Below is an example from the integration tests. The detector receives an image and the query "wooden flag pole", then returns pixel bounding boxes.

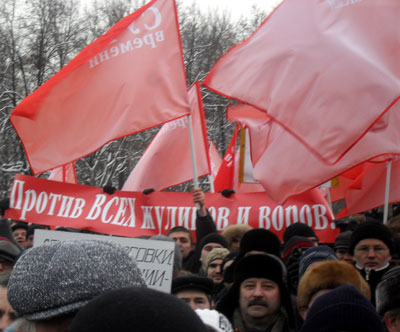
[187,115,201,210]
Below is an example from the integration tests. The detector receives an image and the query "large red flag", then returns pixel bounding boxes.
[48,163,77,184]
[204,0,400,164]
[11,0,190,174]
[227,102,400,203]
[214,125,239,192]
[122,82,210,191]
[336,159,400,218]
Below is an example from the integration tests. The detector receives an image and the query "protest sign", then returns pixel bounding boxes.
[33,229,175,293]
[6,174,337,242]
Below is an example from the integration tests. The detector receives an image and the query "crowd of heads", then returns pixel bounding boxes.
[0,192,398,332]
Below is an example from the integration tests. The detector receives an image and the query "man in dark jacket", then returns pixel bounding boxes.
[217,254,296,332]
[350,220,395,305]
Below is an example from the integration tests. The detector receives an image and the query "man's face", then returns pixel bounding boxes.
[354,239,391,270]
[12,228,27,248]
[0,258,13,275]
[207,258,224,284]
[168,231,193,259]
[200,243,224,262]
[335,248,354,264]
[239,278,281,321]
[0,286,17,331]
[176,289,211,310]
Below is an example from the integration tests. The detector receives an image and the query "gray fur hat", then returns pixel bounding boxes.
[7,240,146,321]
[376,266,400,317]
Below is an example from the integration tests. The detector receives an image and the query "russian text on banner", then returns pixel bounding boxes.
[6,174,337,242]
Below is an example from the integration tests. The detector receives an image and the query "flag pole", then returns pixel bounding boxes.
[187,114,199,188]
[208,175,215,193]
[383,159,392,225]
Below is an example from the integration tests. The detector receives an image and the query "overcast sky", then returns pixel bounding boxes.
[188,0,283,20]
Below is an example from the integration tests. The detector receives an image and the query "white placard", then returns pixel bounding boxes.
[33,229,175,293]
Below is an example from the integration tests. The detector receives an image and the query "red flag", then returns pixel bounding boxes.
[11,0,190,174]
[48,163,77,184]
[214,125,239,192]
[337,158,400,218]
[204,0,400,164]
[209,140,222,179]
[227,102,400,203]
[122,82,210,191]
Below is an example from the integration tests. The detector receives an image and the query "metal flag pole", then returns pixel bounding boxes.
[383,159,392,224]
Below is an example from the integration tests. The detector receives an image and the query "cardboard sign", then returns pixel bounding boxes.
[33,229,175,293]
[6,174,338,242]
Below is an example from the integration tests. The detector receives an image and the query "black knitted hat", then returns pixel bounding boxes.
[300,285,384,332]
[69,287,208,332]
[350,221,393,254]
[283,223,317,244]
[334,230,352,250]
[198,233,228,252]
[171,275,214,295]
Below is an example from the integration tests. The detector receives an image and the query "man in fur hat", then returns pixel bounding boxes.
[350,220,395,305]
[217,254,296,332]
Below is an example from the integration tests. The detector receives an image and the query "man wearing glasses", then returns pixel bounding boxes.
[350,220,395,305]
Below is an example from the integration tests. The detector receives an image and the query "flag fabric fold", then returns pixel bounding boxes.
[214,125,239,192]
[337,158,400,218]
[122,81,210,192]
[11,0,190,174]
[226,102,400,203]
[204,0,400,165]
[48,163,77,184]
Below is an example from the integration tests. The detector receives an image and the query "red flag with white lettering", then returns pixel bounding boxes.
[204,0,400,164]
[48,163,77,184]
[122,82,210,191]
[11,0,190,175]
[214,125,239,192]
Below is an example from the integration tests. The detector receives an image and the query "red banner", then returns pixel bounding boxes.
[5,175,338,242]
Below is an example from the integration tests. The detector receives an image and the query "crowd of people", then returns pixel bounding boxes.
[0,190,399,332]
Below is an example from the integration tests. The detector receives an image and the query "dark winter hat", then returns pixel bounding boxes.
[172,275,214,296]
[300,285,384,332]
[350,221,394,254]
[376,266,400,317]
[282,235,314,261]
[333,230,352,250]
[217,254,295,329]
[198,233,228,252]
[239,229,282,257]
[223,229,282,283]
[7,240,146,321]
[283,223,317,244]
[0,219,22,262]
[11,221,28,233]
[298,245,337,279]
[70,287,208,332]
